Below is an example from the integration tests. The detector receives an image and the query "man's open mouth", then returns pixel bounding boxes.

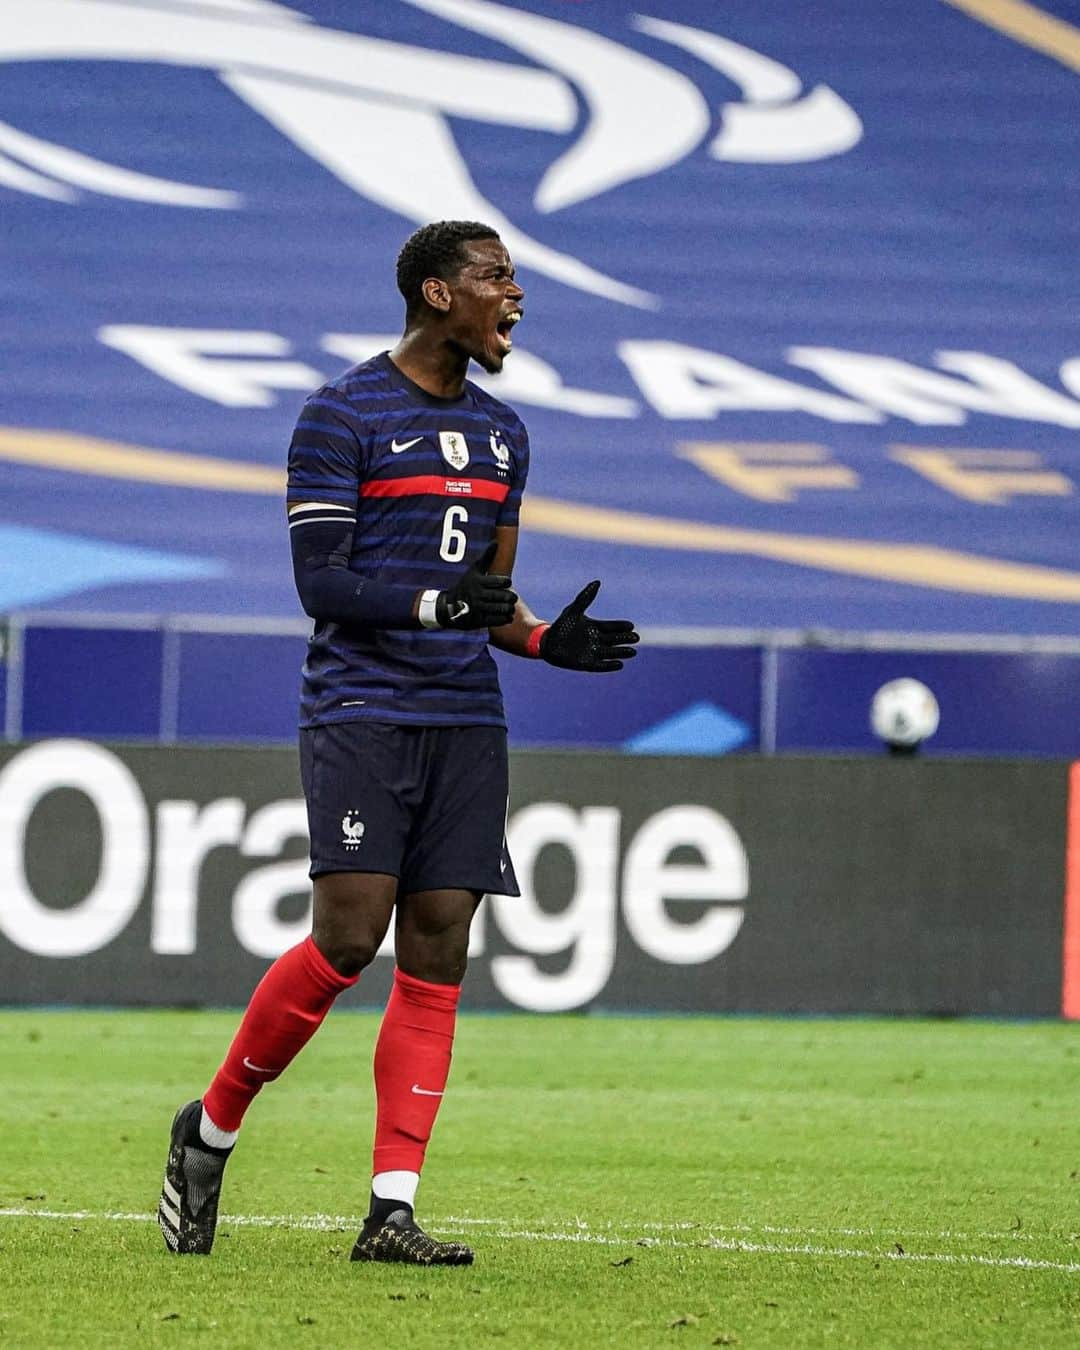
[495,309,522,354]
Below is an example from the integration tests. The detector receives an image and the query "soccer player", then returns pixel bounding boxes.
[158,220,639,1266]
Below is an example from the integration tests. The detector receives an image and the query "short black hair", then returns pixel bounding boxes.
[396,220,501,317]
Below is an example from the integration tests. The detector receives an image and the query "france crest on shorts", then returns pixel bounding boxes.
[341,811,365,850]
[439,431,469,470]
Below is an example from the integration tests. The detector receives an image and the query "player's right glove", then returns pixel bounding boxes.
[427,541,517,630]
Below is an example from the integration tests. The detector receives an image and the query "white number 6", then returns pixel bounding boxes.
[439,504,469,562]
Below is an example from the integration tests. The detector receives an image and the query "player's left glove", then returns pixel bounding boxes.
[537,580,639,672]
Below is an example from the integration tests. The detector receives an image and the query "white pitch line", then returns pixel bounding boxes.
[441,1215,1048,1245]
[1,1208,1077,1274]
[694,1236,1080,1274]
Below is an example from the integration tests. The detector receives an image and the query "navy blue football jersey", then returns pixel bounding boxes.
[286,352,529,728]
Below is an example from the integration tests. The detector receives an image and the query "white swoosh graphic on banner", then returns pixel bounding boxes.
[1,1,571,127]
[0,0,650,304]
[223,73,655,308]
[404,0,711,212]
[0,1,863,302]
[0,116,238,208]
[634,16,863,163]
[0,149,74,202]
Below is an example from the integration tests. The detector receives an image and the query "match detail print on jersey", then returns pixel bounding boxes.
[360,476,510,502]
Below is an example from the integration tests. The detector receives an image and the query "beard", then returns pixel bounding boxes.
[471,348,504,375]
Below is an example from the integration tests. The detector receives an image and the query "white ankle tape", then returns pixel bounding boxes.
[199,1106,239,1150]
[372,1170,420,1207]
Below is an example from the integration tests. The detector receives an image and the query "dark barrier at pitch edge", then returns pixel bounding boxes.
[0,741,1072,1017]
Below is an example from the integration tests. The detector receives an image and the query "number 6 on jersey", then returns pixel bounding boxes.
[440,504,469,562]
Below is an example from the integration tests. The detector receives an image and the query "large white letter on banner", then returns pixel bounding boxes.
[0,740,148,957]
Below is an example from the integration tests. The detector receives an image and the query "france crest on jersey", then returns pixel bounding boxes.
[286,352,530,728]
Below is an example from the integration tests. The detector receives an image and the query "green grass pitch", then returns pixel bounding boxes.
[0,1009,1077,1348]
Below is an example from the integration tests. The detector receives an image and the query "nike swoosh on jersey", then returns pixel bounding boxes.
[390,436,423,453]
[410,1084,444,1097]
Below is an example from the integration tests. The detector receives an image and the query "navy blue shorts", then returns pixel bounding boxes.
[299,721,520,896]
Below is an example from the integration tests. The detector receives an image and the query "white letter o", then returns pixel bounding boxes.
[0,740,148,957]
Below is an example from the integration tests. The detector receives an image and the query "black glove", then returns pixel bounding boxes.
[437,541,517,629]
[539,580,639,672]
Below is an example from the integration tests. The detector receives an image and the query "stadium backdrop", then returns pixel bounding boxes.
[1,1,1079,1018]
[1,0,1078,650]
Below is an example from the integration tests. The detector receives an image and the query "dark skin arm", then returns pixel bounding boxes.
[485,524,547,656]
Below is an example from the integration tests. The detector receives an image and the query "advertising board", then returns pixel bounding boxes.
[0,742,1069,1016]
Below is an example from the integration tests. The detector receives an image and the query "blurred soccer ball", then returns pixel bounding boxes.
[869,678,940,748]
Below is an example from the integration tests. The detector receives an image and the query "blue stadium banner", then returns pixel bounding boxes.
[0,621,8,736]
[1,1,1079,636]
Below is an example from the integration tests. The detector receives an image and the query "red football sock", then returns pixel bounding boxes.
[202,935,357,1132]
[372,968,461,1176]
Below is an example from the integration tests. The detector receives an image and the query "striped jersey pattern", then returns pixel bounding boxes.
[287,352,529,728]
